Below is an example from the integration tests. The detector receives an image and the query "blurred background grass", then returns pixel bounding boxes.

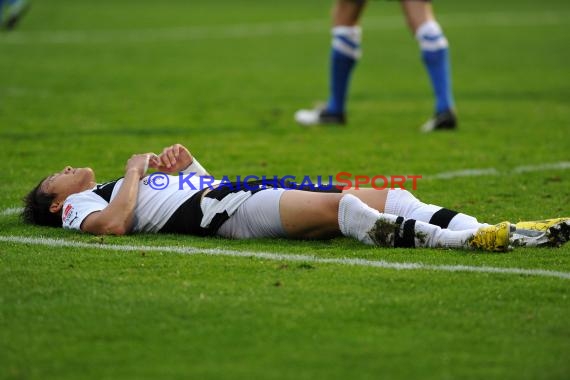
[1,1,570,379]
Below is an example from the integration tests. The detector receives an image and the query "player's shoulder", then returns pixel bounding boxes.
[64,186,104,204]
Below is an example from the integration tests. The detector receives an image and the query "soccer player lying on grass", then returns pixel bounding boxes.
[22,143,569,252]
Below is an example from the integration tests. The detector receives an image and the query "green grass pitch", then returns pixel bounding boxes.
[1,0,569,379]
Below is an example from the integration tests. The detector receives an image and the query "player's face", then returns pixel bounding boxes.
[41,166,96,199]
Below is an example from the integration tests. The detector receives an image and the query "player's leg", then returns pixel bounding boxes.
[346,187,570,248]
[278,190,344,239]
[346,188,484,230]
[0,0,5,23]
[401,0,456,132]
[295,0,366,126]
[279,190,510,251]
[216,186,563,250]
[2,0,30,30]
[326,0,366,118]
[358,189,482,231]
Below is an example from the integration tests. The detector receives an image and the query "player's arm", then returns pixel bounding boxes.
[81,153,156,236]
[154,143,210,176]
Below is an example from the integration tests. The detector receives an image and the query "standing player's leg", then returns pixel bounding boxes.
[401,0,457,132]
[1,0,30,30]
[0,0,5,24]
[295,0,367,126]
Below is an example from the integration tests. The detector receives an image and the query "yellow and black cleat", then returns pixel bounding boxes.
[469,221,512,252]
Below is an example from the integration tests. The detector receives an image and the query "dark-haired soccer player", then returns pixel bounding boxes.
[22,144,569,251]
[295,0,456,131]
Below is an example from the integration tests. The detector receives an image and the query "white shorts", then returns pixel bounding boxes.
[217,188,287,239]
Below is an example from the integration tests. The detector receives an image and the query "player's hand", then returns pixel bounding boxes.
[125,153,159,179]
[153,144,193,173]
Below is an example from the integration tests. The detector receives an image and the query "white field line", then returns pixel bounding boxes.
[306,161,569,182]
[0,87,52,99]
[513,161,570,174]
[423,161,570,180]
[0,11,568,45]
[0,207,23,216]
[1,235,569,280]
[422,168,500,180]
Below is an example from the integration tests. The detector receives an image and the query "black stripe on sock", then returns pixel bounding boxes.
[395,216,404,231]
[401,219,417,248]
[394,216,405,247]
[429,208,458,229]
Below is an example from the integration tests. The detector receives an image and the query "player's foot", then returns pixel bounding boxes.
[511,218,570,247]
[294,106,345,127]
[468,222,512,252]
[2,0,30,30]
[420,109,457,132]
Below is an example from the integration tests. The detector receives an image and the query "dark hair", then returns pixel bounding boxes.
[21,177,62,227]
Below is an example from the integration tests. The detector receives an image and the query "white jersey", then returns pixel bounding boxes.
[62,174,211,233]
[59,159,340,236]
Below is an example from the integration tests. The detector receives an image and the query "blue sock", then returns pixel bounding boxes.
[422,47,454,114]
[327,50,357,114]
[416,21,455,114]
[1,0,23,20]
[326,26,362,115]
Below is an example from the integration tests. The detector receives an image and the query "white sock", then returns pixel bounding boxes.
[372,216,474,249]
[332,26,362,60]
[415,20,448,51]
[413,222,476,249]
[338,194,382,245]
[385,189,483,231]
[339,194,475,248]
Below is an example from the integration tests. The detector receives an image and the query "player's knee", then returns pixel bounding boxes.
[324,194,343,220]
[415,20,448,51]
[302,194,343,239]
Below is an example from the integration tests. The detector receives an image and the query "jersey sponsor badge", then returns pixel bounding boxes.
[62,204,77,224]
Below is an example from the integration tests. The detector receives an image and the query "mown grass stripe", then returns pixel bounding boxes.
[1,235,569,280]
[0,11,567,45]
